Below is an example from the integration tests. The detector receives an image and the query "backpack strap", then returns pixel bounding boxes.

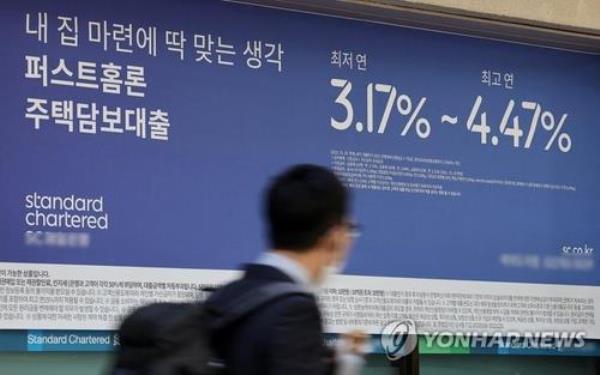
[209,282,311,331]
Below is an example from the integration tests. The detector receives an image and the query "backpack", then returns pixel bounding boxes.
[111,282,309,375]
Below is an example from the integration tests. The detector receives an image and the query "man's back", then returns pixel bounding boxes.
[205,264,331,375]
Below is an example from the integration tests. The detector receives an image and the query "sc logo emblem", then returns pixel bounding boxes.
[380,319,417,361]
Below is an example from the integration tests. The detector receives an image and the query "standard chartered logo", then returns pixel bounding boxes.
[25,192,109,230]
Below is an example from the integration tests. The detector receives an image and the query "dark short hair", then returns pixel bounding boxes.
[264,164,349,251]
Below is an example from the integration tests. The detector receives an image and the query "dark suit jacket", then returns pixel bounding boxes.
[205,264,333,375]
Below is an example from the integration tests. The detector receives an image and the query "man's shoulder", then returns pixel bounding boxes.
[205,264,322,352]
[205,264,317,317]
[212,280,321,345]
[206,266,326,375]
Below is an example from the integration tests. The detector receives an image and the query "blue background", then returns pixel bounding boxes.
[1,0,599,286]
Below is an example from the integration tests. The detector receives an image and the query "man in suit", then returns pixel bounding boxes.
[205,164,362,375]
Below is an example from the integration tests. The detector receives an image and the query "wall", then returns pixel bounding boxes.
[1,1,598,374]
[373,0,600,34]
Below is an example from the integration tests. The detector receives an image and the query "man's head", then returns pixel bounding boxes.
[264,164,356,285]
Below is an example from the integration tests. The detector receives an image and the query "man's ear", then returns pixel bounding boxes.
[318,226,338,254]
[327,224,345,252]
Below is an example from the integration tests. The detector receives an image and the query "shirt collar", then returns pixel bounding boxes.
[255,251,312,290]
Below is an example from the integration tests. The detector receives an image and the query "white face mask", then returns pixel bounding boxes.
[314,228,352,288]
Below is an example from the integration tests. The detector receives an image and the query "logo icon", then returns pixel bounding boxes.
[380,319,418,361]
